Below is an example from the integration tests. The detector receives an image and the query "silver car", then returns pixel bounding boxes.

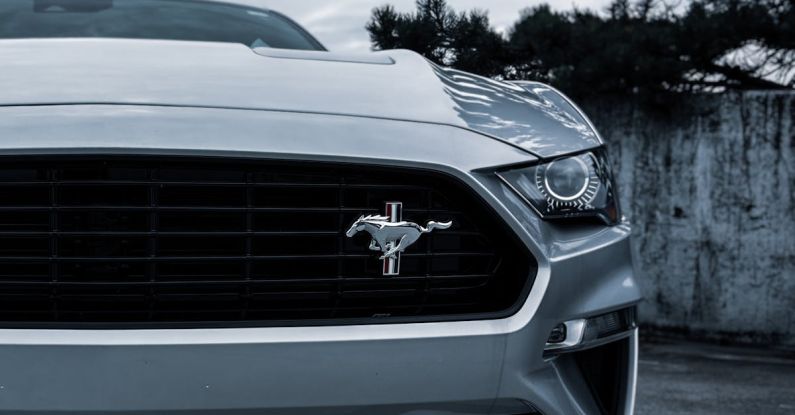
[0,1,642,414]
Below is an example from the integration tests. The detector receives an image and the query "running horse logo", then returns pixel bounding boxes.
[346,202,452,276]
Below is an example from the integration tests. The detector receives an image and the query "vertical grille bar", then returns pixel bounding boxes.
[332,177,345,319]
[243,171,254,320]
[147,168,159,321]
[49,167,60,321]
[418,188,434,315]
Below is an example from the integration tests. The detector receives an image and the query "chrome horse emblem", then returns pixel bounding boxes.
[346,202,452,276]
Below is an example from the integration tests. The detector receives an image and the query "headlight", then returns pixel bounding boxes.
[497,150,620,225]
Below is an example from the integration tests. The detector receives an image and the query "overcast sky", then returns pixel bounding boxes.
[234,1,613,52]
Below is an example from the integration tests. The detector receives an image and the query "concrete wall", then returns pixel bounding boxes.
[584,91,795,346]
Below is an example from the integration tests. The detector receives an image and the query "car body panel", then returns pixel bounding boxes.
[0,38,600,158]
[0,337,503,414]
[0,104,534,171]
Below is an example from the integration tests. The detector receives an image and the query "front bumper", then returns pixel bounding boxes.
[0,332,637,415]
[0,105,642,414]
[0,227,638,415]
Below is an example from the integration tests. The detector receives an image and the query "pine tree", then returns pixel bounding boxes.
[366,0,795,98]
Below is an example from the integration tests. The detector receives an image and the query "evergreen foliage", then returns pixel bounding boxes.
[367,0,795,98]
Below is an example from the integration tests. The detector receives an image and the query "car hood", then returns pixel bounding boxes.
[0,38,600,158]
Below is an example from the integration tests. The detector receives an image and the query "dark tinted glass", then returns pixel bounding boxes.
[0,0,324,50]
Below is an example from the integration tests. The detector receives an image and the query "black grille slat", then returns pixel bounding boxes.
[0,231,346,236]
[0,157,534,328]
[0,274,493,287]
[0,252,496,262]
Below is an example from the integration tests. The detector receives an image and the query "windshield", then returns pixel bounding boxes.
[0,0,325,50]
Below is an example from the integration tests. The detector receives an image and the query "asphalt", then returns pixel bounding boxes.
[635,339,795,415]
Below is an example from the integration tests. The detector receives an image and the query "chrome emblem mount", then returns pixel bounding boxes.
[346,202,453,276]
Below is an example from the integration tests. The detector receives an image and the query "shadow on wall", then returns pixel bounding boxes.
[585,91,795,347]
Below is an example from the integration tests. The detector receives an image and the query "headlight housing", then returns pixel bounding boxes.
[497,149,620,225]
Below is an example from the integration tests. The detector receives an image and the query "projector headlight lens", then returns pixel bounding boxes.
[541,156,592,202]
[498,150,620,224]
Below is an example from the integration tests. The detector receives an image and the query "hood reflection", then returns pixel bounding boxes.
[431,64,601,158]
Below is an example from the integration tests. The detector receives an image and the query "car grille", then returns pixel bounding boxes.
[0,157,535,327]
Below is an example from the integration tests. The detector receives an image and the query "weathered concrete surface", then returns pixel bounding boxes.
[585,92,795,346]
[636,339,795,414]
